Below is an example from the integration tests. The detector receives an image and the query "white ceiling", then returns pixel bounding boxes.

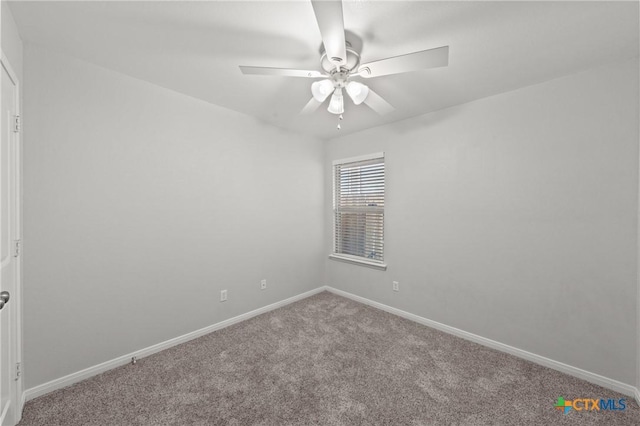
[9,0,640,140]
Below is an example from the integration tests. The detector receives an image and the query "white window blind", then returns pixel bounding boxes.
[333,154,385,263]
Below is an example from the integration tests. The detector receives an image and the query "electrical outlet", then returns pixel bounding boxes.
[220,289,228,302]
[392,281,399,292]
[260,279,267,290]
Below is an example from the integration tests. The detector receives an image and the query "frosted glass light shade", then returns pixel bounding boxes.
[311,79,335,102]
[346,81,370,105]
[327,88,344,114]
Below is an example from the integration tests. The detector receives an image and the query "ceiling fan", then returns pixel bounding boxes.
[239,0,449,119]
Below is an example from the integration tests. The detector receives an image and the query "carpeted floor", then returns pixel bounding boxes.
[19,291,639,425]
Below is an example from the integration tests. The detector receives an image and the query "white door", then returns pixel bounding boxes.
[0,55,21,426]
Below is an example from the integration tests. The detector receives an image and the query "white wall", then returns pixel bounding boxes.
[23,44,324,389]
[324,59,639,385]
[1,2,23,83]
[18,36,640,394]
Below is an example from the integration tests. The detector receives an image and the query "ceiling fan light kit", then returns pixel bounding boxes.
[346,81,369,106]
[327,87,345,115]
[239,0,449,125]
[311,79,335,102]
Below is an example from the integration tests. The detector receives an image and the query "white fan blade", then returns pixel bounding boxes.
[364,89,395,115]
[300,97,323,115]
[310,0,346,68]
[239,66,324,78]
[358,46,449,78]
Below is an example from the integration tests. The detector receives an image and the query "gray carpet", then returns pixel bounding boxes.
[19,291,639,425]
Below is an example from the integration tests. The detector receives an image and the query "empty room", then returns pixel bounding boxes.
[0,0,639,424]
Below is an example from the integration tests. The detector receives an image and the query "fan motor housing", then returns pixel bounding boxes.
[320,41,360,75]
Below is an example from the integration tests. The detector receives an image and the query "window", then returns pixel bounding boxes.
[331,153,386,269]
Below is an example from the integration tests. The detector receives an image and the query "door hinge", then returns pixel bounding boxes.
[13,115,20,133]
[14,240,21,257]
[15,362,21,381]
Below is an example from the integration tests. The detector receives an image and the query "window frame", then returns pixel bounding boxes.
[330,152,387,271]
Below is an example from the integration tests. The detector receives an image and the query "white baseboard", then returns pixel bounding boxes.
[0,400,9,424]
[18,391,25,423]
[23,287,326,402]
[325,286,639,398]
[21,285,640,405]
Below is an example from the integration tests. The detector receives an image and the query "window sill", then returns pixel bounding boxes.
[328,254,387,271]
